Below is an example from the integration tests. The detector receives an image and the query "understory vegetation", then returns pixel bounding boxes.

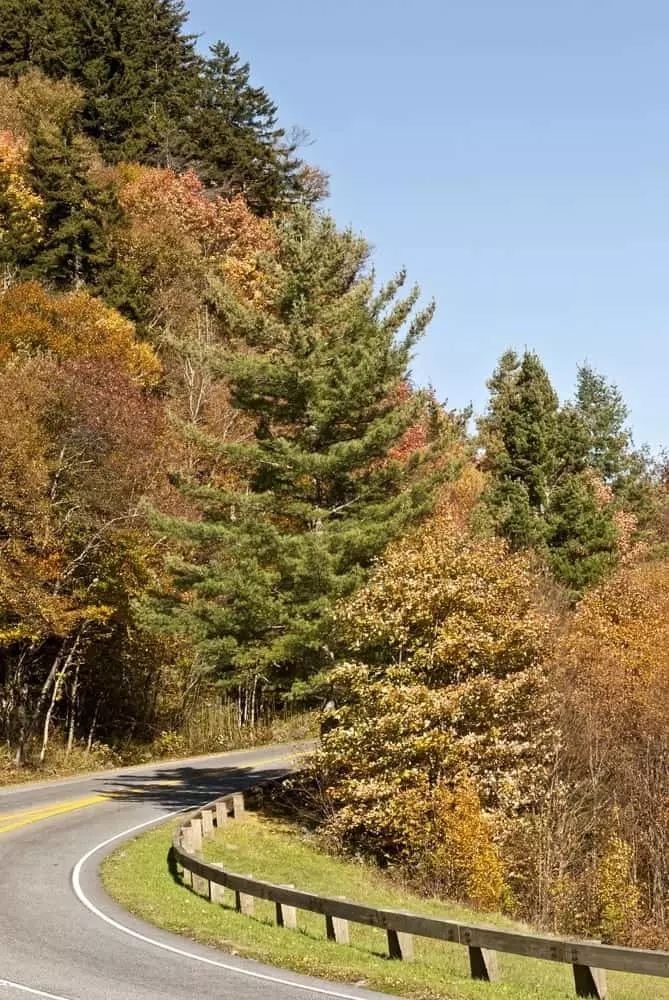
[1,0,668,949]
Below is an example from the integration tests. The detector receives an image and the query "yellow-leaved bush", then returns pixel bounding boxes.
[309,506,557,912]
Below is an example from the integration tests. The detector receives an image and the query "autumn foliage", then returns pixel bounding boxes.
[0,130,43,265]
[0,18,666,959]
[310,508,556,910]
[0,281,160,384]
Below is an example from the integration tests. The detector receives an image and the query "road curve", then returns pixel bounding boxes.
[0,744,392,1000]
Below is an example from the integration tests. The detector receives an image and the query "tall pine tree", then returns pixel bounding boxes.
[478,350,559,548]
[150,209,454,699]
[183,42,303,213]
[574,364,651,509]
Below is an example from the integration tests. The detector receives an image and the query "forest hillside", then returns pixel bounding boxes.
[0,0,667,947]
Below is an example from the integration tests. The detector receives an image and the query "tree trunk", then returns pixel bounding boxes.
[86,696,101,753]
[65,658,81,755]
[39,633,82,765]
[23,629,83,764]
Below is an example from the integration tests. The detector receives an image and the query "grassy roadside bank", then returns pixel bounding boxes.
[102,809,669,1000]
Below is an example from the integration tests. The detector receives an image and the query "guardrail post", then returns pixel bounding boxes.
[190,817,203,853]
[573,964,607,999]
[468,946,499,982]
[209,865,226,904]
[325,914,349,945]
[235,891,254,915]
[236,877,255,916]
[215,799,229,827]
[232,793,245,819]
[275,885,297,929]
[180,828,193,886]
[192,874,209,897]
[201,808,214,839]
[387,929,414,961]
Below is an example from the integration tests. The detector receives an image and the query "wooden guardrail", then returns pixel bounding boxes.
[171,791,669,1000]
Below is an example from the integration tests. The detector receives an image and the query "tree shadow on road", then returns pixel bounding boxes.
[92,761,294,813]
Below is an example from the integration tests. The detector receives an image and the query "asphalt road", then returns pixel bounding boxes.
[0,744,393,1000]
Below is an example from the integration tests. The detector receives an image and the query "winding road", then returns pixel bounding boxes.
[0,744,391,1000]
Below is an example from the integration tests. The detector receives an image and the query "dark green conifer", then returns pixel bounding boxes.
[544,474,620,594]
[22,96,121,289]
[479,351,559,548]
[183,42,302,213]
[0,0,312,212]
[479,350,629,594]
[152,210,453,695]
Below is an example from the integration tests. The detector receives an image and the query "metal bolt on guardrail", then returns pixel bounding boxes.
[171,791,669,1000]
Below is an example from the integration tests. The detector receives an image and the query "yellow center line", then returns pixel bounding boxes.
[0,794,110,834]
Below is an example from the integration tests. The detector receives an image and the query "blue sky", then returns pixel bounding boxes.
[186,1,669,452]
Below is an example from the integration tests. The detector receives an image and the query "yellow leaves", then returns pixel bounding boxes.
[0,70,84,141]
[0,130,43,257]
[426,780,507,911]
[311,491,561,912]
[338,507,553,684]
[595,834,640,943]
[0,282,160,386]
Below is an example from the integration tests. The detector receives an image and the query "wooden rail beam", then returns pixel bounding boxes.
[171,791,669,996]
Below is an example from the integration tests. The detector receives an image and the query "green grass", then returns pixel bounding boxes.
[102,811,669,1000]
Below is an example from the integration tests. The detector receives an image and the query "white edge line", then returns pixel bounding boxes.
[71,811,377,1000]
[0,979,74,1000]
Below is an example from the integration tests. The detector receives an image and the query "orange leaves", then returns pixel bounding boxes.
[564,559,669,726]
[0,282,160,385]
[552,559,669,938]
[119,166,228,258]
[117,165,277,327]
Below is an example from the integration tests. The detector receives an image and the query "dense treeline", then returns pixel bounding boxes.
[1,0,667,947]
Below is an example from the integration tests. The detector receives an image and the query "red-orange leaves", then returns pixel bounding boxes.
[117,166,277,323]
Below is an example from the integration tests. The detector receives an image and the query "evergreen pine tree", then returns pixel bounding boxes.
[0,0,312,212]
[479,350,559,548]
[152,209,453,696]
[574,364,650,502]
[20,86,121,289]
[479,350,628,594]
[0,0,199,165]
[544,473,620,595]
[183,42,302,213]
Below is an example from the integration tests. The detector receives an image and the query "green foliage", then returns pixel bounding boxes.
[0,1,316,213]
[150,208,455,696]
[0,0,199,164]
[480,350,559,514]
[0,71,124,290]
[544,472,620,592]
[479,350,649,595]
[182,41,306,214]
